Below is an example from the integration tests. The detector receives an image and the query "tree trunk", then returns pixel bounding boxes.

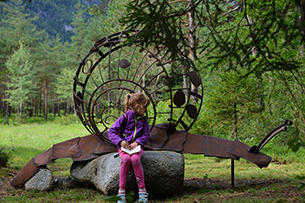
[1,96,4,116]
[58,100,60,116]
[234,102,238,140]
[6,75,10,124]
[298,0,305,54]
[52,100,55,116]
[5,94,9,125]
[45,81,48,119]
[44,58,48,120]
[66,100,70,114]
[19,101,22,118]
[188,0,196,61]
[188,0,198,101]
[19,81,22,118]
[39,97,42,116]
[34,97,36,116]
[256,73,265,110]
[182,65,187,95]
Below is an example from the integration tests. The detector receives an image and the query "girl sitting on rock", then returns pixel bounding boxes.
[108,92,150,203]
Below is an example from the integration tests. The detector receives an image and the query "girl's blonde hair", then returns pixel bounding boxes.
[124,92,150,112]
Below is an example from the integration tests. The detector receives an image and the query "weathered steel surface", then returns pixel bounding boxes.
[10,158,39,188]
[10,30,292,188]
[51,138,81,160]
[227,140,271,168]
[248,120,293,154]
[202,136,239,160]
[182,134,206,154]
[10,123,280,187]
[34,149,55,166]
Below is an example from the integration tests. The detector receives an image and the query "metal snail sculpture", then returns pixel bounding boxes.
[10,30,293,188]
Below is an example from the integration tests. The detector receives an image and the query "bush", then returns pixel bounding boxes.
[0,147,11,167]
[54,114,80,125]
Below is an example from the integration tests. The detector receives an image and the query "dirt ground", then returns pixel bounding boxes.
[0,169,18,199]
[1,169,304,202]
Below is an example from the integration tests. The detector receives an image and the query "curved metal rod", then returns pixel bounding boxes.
[249,120,293,154]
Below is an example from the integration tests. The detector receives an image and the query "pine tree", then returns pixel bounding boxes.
[203,70,263,140]
[34,36,57,119]
[5,42,36,119]
[55,68,75,115]
[68,0,91,69]
[49,35,65,116]
[1,0,42,56]
[0,0,43,121]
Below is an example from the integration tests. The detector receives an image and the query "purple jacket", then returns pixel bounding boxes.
[108,110,150,149]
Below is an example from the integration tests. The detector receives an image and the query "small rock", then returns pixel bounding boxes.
[24,168,53,191]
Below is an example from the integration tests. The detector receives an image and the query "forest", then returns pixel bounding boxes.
[0,0,104,120]
[0,0,305,149]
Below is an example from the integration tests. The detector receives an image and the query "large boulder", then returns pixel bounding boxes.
[70,151,184,199]
[24,168,53,191]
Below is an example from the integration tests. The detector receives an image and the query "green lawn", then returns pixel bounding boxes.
[1,120,305,202]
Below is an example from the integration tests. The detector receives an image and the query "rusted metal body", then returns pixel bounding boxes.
[10,30,292,188]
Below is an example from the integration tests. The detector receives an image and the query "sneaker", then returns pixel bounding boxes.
[117,193,126,203]
[137,192,149,203]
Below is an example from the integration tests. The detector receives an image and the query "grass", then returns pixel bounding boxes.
[1,117,305,202]
[184,154,305,180]
[0,119,88,170]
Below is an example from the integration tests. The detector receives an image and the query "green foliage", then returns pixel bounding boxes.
[296,175,305,192]
[69,0,91,63]
[0,146,11,167]
[147,100,171,125]
[116,0,305,146]
[120,0,189,60]
[121,0,305,74]
[54,114,80,125]
[95,0,128,35]
[204,71,262,137]
[192,69,263,139]
[55,68,75,108]
[0,113,58,125]
[288,138,303,153]
[5,42,37,118]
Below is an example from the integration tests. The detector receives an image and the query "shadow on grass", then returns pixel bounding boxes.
[184,178,285,192]
[8,146,48,169]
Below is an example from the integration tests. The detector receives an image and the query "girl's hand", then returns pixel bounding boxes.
[129,142,138,150]
[120,140,129,149]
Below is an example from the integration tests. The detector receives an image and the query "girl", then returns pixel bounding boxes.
[108,92,150,203]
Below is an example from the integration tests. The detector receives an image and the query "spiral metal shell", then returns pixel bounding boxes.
[73,30,203,143]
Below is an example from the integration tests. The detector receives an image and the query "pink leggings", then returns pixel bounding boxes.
[118,148,145,189]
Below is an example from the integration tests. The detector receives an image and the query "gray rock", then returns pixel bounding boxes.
[70,151,184,198]
[24,168,53,191]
